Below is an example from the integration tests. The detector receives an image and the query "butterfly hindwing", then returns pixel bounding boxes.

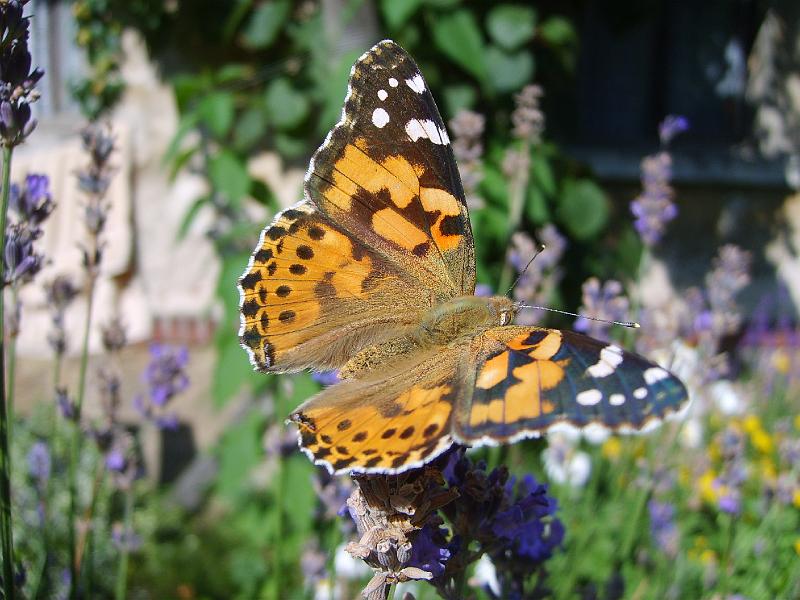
[290,349,465,474]
[456,326,689,443]
[305,40,475,298]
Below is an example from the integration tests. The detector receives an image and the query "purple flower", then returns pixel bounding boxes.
[134,343,188,429]
[648,500,678,557]
[658,115,690,145]
[56,388,77,421]
[574,277,630,342]
[311,370,339,386]
[144,344,189,406]
[105,449,126,472]
[491,475,564,563]
[27,441,51,485]
[630,152,678,246]
[10,174,54,226]
[408,522,452,578]
[4,222,42,285]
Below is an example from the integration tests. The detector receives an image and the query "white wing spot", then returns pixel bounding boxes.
[644,367,670,385]
[609,393,625,406]
[576,389,602,406]
[372,107,390,128]
[586,345,624,378]
[404,119,446,144]
[406,73,425,93]
[388,77,399,87]
[633,387,648,399]
[378,89,388,101]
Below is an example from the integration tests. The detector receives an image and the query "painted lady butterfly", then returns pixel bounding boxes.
[238,40,689,474]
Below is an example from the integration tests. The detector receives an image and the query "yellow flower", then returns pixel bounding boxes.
[678,465,690,486]
[602,437,622,461]
[699,470,717,503]
[772,349,791,375]
[759,458,777,483]
[751,428,774,454]
[700,549,717,565]
[708,439,721,462]
[743,415,761,434]
[793,490,800,510]
[794,415,800,431]
[795,539,800,556]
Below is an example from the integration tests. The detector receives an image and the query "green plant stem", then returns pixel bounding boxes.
[0,145,15,600]
[498,140,531,294]
[6,288,17,438]
[115,488,134,600]
[68,272,97,600]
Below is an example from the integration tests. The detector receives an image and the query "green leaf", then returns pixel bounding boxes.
[164,112,199,167]
[485,46,534,92]
[209,150,250,207]
[526,185,549,224]
[177,195,208,241]
[479,164,508,207]
[431,10,487,84]
[317,50,362,135]
[198,92,235,138]
[167,144,199,181]
[213,332,262,407]
[557,178,609,240]
[273,132,308,160]
[531,155,556,196]
[241,0,290,48]
[216,411,264,500]
[249,178,277,208]
[233,106,267,151]
[486,5,537,50]
[443,84,477,117]
[380,0,423,28]
[264,78,310,130]
[424,0,461,7]
[538,16,577,47]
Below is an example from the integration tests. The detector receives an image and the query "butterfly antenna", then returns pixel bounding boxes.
[516,303,640,329]
[506,243,546,295]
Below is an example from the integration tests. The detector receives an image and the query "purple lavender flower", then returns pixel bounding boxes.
[408,521,452,578]
[27,441,51,486]
[658,115,690,145]
[509,226,567,325]
[0,0,44,147]
[105,448,126,472]
[491,475,564,563]
[574,277,630,342]
[630,152,678,246]
[144,344,189,406]
[134,343,188,429]
[311,370,339,387]
[56,387,77,421]
[648,499,678,557]
[3,222,42,285]
[10,174,54,226]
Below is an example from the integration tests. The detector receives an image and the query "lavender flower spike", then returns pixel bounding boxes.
[659,115,690,145]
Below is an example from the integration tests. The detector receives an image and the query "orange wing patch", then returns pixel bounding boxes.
[290,353,462,474]
[239,202,396,372]
[457,328,570,442]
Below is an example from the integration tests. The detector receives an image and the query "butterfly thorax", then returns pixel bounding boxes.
[417,295,516,345]
[339,295,515,380]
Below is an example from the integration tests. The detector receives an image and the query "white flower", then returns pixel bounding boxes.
[680,416,704,449]
[543,443,592,487]
[468,554,501,597]
[710,380,745,415]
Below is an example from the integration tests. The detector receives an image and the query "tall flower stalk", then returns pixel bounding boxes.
[67,123,115,598]
[0,2,44,596]
[498,84,545,293]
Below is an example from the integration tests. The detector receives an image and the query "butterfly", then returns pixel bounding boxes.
[238,40,689,475]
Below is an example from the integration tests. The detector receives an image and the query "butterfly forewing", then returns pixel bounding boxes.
[305,40,475,298]
[455,326,689,444]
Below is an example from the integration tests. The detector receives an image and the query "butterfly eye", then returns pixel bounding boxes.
[500,311,511,326]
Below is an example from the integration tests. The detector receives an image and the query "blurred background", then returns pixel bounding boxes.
[9,0,800,598]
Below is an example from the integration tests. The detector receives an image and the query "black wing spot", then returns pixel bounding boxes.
[267,262,278,276]
[259,312,269,330]
[296,245,315,260]
[254,248,273,263]
[412,242,429,257]
[289,264,307,276]
[308,226,326,240]
[239,271,261,290]
[423,423,438,438]
[267,227,286,241]
[352,431,368,442]
[241,299,259,318]
[276,285,291,297]
[337,419,352,431]
[399,426,415,439]
[381,428,397,439]
[278,310,296,323]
